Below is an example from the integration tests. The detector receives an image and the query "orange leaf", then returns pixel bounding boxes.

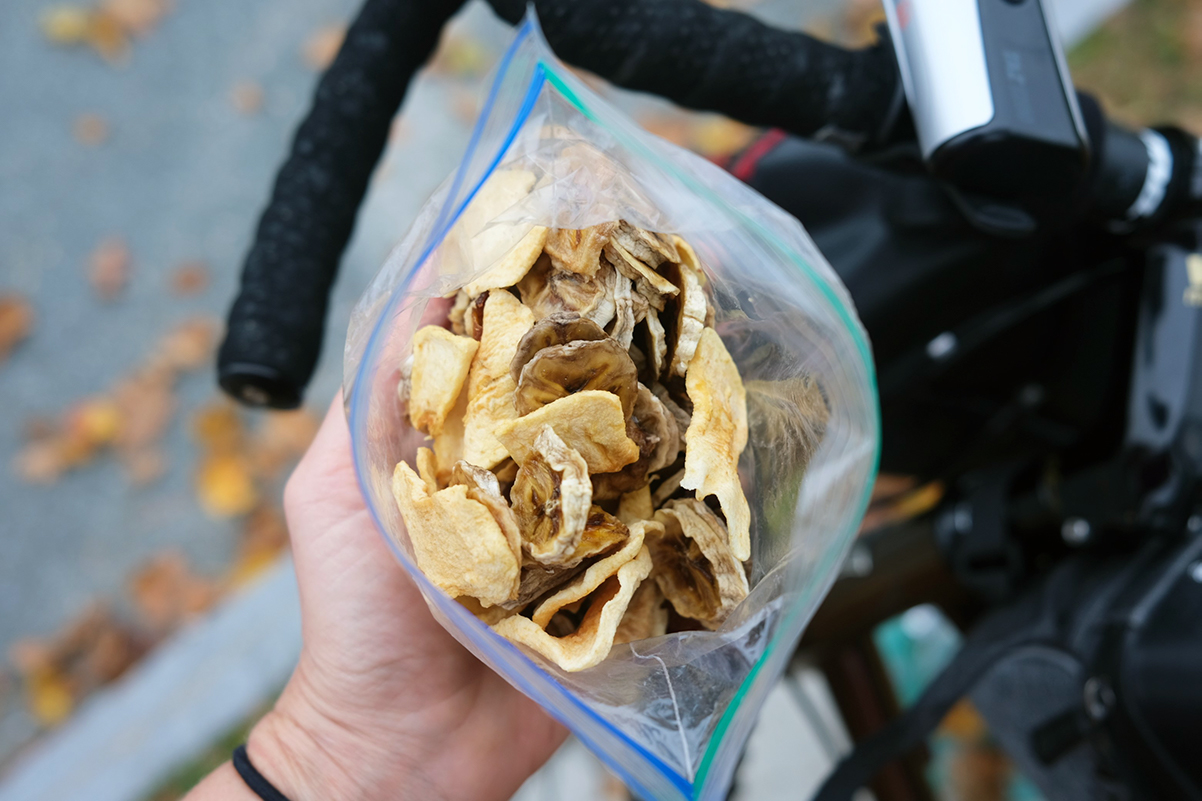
[73,113,109,146]
[197,453,259,518]
[169,261,209,296]
[99,0,171,37]
[27,669,74,727]
[192,400,245,454]
[229,81,264,115]
[250,409,319,478]
[87,237,130,301]
[0,294,34,362]
[302,24,345,70]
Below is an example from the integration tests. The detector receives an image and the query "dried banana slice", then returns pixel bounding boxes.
[391,461,519,606]
[666,260,708,378]
[681,328,751,561]
[504,511,629,609]
[510,312,608,382]
[449,289,471,336]
[531,520,654,628]
[450,460,523,565]
[545,223,616,278]
[591,384,677,500]
[492,546,653,671]
[514,338,638,418]
[496,391,640,474]
[604,239,679,298]
[518,255,617,329]
[643,307,667,378]
[511,426,592,565]
[408,326,479,436]
[650,499,748,628]
[651,383,691,444]
[613,220,679,268]
[613,580,669,645]
[462,291,535,469]
[462,226,549,298]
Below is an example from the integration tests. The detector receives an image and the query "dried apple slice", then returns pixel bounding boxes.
[613,580,669,645]
[462,291,535,469]
[681,328,751,561]
[408,325,478,436]
[617,484,653,525]
[492,546,653,671]
[462,225,548,297]
[650,499,748,628]
[496,391,640,474]
[451,460,522,564]
[391,461,519,606]
[531,520,654,628]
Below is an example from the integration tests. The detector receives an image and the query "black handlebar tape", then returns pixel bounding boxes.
[488,0,901,145]
[218,0,467,408]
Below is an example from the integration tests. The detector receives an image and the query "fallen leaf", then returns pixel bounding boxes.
[129,552,220,632]
[65,397,122,447]
[151,316,219,372]
[100,0,170,37]
[40,6,91,43]
[302,23,345,70]
[85,9,130,63]
[169,261,209,295]
[192,400,245,454]
[250,409,319,478]
[231,504,290,585]
[0,294,34,362]
[87,237,130,301]
[229,81,264,115]
[197,453,259,518]
[112,370,175,451]
[73,113,109,145]
[27,669,74,727]
[120,447,166,485]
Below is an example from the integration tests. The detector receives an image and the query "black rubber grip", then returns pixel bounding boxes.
[218,0,467,408]
[490,0,900,143]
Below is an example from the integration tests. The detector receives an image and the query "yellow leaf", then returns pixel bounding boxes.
[28,669,74,727]
[196,454,258,518]
[40,6,92,44]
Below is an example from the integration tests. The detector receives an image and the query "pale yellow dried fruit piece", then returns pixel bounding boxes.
[433,386,467,482]
[651,468,686,508]
[645,306,667,378]
[451,460,522,564]
[651,499,748,628]
[458,595,517,625]
[505,511,628,610]
[463,225,548,297]
[545,223,616,278]
[682,328,751,560]
[532,521,655,627]
[613,580,669,645]
[614,221,679,267]
[668,261,708,378]
[496,391,640,474]
[449,289,470,336]
[391,461,519,606]
[617,484,653,525]
[608,269,638,349]
[671,234,707,286]
[511,426,592,565]
[415,447,439,492]
[518,256,617,329]
[604,239,679,298]
[462,291,536,468]
[408,325,478,436]
[492,546,652,672]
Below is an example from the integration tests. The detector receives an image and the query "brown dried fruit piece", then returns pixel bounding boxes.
[451,460,523,565]
[392,461,519,606]
[492,546,653,671]
[613,221,679,268]
[682,328,751,561]
[604,238,679,299]
[532,520,654,627]
[650,499,748,629]
[503,511,629,611]
[462,291,535,468]
[518,255,617,329]
[665,260,708,378]
[496,391,639,474]
[509,312,607,382]
[511,426,592,565]
[515,338,638,418]
[607,268,639,349]
[408,325,478,436]
[591,384,678,500]
[545,223,616,277]
[613,580,669,645]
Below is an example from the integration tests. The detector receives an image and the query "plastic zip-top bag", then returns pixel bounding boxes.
[343,14,878,800]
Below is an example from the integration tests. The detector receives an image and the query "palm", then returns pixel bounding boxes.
[278,398,566,801]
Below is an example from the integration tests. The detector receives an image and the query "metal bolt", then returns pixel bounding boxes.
[1062,517,1092,546]
[1083,676,1116,722]
[926,331,958,360]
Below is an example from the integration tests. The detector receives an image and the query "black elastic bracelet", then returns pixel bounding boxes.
[233,744,293,801]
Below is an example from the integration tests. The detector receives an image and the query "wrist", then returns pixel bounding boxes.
[246,672,441,801]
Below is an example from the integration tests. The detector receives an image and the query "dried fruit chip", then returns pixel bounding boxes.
[514,338,638,418]
[496,391,639,474]
[604,238,679,298]
[509,312,608,382]
[432,385,468,481]
[643,306,667,378]
[651,383,691,444]
[451,459,522,563]
[681,328,751,560]
[511,426,591,565]
[635,383,680,473]
[518,255,617,328]
[408,325,479,436]
[544,223,615,277]
[617,484,653,525]
[462,225,548,297]
[666,260,707,377]
[448,289,471,336]
[415,447,440,492]
[613,221,679,268]
[392,461,519,605]
[492,546,653,671]
[651,499,748,628]
[531,520,652,627]
[462,291,535,468]
[607,270,638,349]
[0,294,34,362]
[613,580,669,645]
[458,595,516,625]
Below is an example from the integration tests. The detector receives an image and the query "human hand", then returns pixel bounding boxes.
[242,396,566,801]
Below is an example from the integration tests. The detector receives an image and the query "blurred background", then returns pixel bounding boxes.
[1,0,1199,799]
